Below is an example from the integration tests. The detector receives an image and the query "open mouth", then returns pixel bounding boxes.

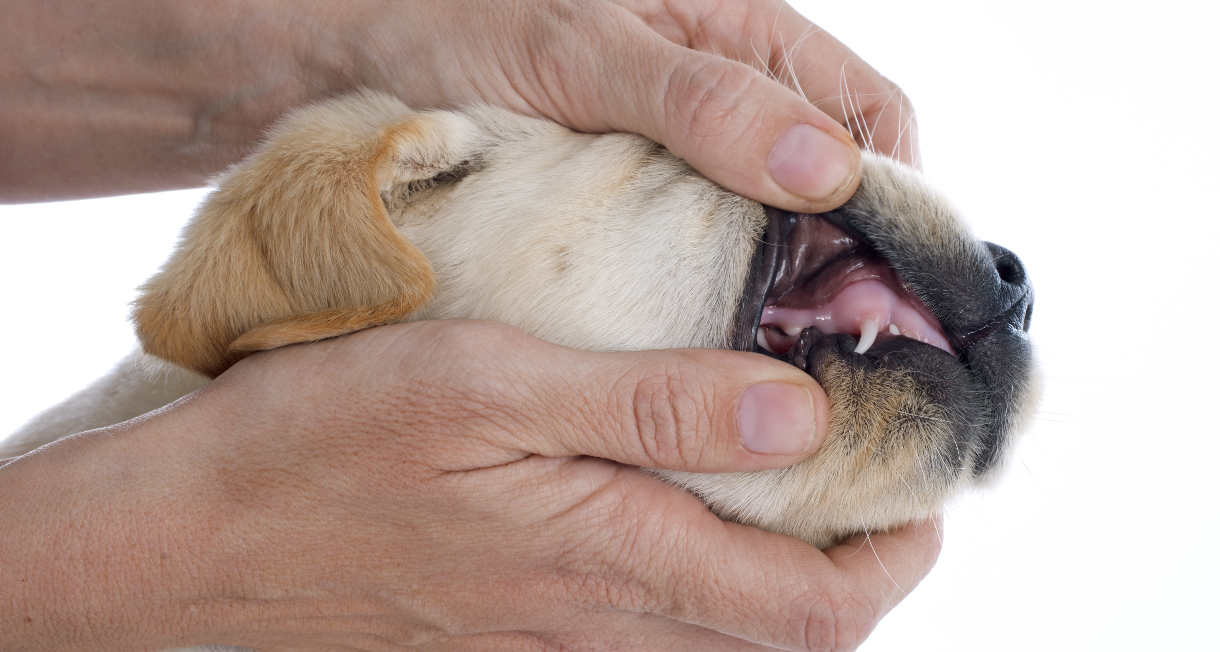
[730,203,1036,478]
[737,208,954,363]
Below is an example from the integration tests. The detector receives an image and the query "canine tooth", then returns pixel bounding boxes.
[889,323,900,336]
[757,329,773,353]
[855,318,879,354]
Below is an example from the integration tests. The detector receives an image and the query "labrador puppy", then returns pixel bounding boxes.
[5,91,1037,551]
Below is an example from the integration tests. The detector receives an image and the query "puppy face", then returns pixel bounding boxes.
[666,163,1037,546]
[136,92,1037,547]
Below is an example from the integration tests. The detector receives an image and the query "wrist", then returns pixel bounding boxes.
[0,419,227,650]
[333,0,470,108]
[1,0,367,200]
[163,2,363,168]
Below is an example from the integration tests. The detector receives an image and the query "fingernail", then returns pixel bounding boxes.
[738,382,817,455]
[767,124,858,201]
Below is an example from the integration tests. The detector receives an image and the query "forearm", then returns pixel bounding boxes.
[0,423,221,650]
[0,0,360,202]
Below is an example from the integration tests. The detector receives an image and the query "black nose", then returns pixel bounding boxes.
[984,242,1033,333]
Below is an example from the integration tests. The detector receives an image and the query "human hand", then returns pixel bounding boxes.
[337,0,917,213]
[3,0,914,205]
[1,321,940,650]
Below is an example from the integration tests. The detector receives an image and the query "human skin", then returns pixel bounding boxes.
[0,1,939,648]
[1,322,941,650]
[0,0,916,206]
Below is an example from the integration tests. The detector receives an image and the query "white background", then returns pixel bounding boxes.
[2,1,1218,650]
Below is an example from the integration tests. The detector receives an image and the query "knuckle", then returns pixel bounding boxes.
[393,320,532,381]
[552,485,676,615]
[884,80,915,114]
[528,0,617,52]
[797,587,878,651]
[920,524,945,568]
[560,566,665,618]
[865,77,916,123]
[514,632,565,652]
[893,86,916,117]
[385,320,543,435]
[540,0,601,28]
[513,0,620,115]
[619,360,717,468]
[665,59,767,143]
[426,318,528,349]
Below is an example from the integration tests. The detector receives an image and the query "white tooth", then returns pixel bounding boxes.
[757,329,774,354]
[855,318,879,354]
[783,324,803,337]
[889,323,900,336]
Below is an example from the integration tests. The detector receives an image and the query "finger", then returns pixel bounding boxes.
[618,0,921,167]
[548,609,777,651]
[491,326,830,473]
[424,623,768,652]
[402,321,829,474]
[597,27,865,213]
[583,486,906,652]
[824,515,944,620]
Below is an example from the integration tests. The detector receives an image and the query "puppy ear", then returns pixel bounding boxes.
[134,92,482,377]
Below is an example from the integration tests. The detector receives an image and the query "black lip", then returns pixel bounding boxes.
[729,206,784,353]
[730,207,916,361]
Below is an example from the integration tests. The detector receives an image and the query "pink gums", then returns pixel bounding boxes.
[758,261,954,357]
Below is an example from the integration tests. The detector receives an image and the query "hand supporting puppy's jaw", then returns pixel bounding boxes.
[0,319,940,650]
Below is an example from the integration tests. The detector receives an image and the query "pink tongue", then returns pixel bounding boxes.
[761,279,954,355]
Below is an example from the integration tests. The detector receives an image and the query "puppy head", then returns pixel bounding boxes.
[135,93,488,376]
[135,91,1038,547]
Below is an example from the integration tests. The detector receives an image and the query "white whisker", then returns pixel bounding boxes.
[782,38,808,102]
[892,102,916,162]
[860,521,904,592]
[839,63,855,141]
[894,409,952,425]
[854,88,874,152]
[749,40,775,81]
[908,117,916,165]
[780,24,821,102]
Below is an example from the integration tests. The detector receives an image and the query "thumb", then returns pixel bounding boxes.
[488,332,830,473]
[601,35,863,213]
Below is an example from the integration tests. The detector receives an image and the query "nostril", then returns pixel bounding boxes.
[1022,301,1033,332]
[984,242,1027,287]
[996,256,1024,285]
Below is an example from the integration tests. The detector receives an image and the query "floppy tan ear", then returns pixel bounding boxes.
[134,92,481,377]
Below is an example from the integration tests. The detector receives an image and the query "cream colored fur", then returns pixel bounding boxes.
[5,92,761,453]
[4,92,1032,650]
[1,352,207,459]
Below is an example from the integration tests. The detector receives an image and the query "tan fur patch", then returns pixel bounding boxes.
[132,95,485,376]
